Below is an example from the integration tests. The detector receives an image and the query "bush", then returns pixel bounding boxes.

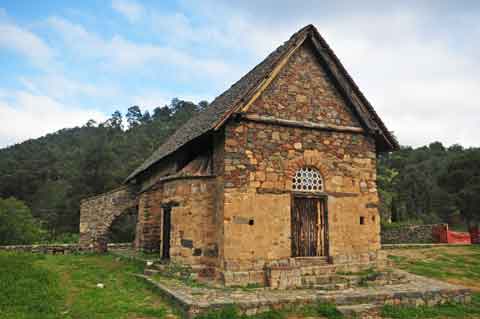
[41,232,79,244]
[0,197,45,245]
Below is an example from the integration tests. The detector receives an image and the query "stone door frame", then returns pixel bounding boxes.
[291,192,329,257]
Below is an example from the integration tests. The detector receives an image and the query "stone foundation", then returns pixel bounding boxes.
[0,243,132,254]
[139,270,471,319]
[219,251,387,289]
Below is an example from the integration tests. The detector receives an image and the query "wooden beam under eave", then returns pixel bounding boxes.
[240,114,365,134]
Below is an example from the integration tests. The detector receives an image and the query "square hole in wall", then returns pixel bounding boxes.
[360,216,365,225]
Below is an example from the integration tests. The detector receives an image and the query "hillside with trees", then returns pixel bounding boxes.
[378,143,480,230]
[0,99,478,244]
[0,99,207,243]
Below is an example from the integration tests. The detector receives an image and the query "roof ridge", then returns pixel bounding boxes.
[125,24,398,183]
[125,25,309,182]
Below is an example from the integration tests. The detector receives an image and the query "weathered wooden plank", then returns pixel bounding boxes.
[292,197,324,257]
[241,114,365,134]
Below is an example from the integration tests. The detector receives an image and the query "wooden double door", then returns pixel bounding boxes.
[291,196,328,257]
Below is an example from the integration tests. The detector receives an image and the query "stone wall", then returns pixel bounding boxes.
[212,131,225,269]
[250,40,361,128]
[137,176,218,268]
[219,41,381,281]
[135,185,163,252]
[381,224,447,244]
[161,177,218,267]
[79,186,137,252]
[0,243,132,254]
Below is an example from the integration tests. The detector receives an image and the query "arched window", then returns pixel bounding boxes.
[292,167,324,192]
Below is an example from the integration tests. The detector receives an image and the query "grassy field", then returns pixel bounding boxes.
[0,252,173,319]
[1,246,480,319]
[385,245,480,318]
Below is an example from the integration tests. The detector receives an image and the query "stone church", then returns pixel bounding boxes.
[79,24,398,287]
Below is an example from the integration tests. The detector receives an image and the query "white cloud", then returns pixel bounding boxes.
[147,9,291,60]
[0,18,55,68]
[316,11,480,147]
[47,16,231,78]
[111,0,145,23]
[174,1,480,147]
[0,91,106,148]
[1,2,478,148]
[18,73,119,101]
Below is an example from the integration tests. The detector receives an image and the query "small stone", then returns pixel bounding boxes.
[296,94,307,103]
[96,283,105,288]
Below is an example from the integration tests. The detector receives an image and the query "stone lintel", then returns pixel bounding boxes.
[327,191,359,198]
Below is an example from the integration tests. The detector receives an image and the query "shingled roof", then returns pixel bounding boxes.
[125,24,399,183]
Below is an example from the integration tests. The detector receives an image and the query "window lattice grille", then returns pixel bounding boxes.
[292,167,323,192]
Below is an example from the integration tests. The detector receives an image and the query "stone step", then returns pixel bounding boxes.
[294,256,329,266]
[299,265,337,276]
[144,268,160,276]
[137,272,472,318]
[301,274,361,287]
[312,283,349,290]
[337,304,379,317]
[150,263,215,280]
[151,262,168,270]
[328,293,387,306]
[302,275,341,285]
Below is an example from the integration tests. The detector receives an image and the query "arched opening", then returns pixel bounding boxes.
[291,167,328,257]
[108,206,138,244]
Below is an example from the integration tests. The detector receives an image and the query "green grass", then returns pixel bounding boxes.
[382,294,480,318]
[388,245,480,283]
[3,246,480,319]
[194,302,343,319]
[0,253,63,319]
[0,252,170,319]
[0,252,344,319]
[385,245,480,318]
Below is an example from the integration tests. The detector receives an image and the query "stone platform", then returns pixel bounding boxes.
[137,270,471,318]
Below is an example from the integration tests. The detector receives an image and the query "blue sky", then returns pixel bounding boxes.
[0,0,479,148]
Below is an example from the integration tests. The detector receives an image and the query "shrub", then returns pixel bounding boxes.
[0,197,45,245]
